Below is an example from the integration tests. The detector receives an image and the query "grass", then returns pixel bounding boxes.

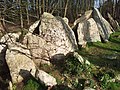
[23,77,46,90]
[76,31,120,89]
[78,32,120,71]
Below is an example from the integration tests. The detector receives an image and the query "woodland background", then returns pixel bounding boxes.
[0,0,120,29]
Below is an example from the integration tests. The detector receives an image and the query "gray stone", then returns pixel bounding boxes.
[73,52,90,65]
[36,70,57,87]
[63,17,69,25]
[6,44,36,84]
[108,13,120,31]
[83,87,95,90]
[93,8,113,41]
[77,18,101,46]
[23,34,51,65]
[0,33,20,48]
[74,10,93,26]
[118,35,120,38]
[23,12,77,65]
[29,20,41,33]
[115,74,120,81]
[40,12,77,52]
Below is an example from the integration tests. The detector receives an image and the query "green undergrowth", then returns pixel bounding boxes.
[39,54,120,90]
[23,78,46,90]
[109,32,120,43]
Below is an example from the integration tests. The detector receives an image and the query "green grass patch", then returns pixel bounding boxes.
[79,32,120,71]
[23,78,46,90]
[109,31,120,43]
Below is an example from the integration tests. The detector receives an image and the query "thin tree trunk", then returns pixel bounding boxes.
[36,0,39,18]
[41,0,45,14]
[19,0,23,28]
[45,0,48,12]
[64,0,69,17]
[26,0,30,26]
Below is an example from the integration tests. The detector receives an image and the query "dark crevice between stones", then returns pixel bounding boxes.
[32,21,41,35]
[0,45,12,90]
[72,24,79,43]
[100,35,106,43]
[72,24,82,48]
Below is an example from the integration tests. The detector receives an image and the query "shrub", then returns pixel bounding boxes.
[64,55,83,76]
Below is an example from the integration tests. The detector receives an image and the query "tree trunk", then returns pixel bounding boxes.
[41,0,45,14]
[19,0,23,28]
[26,0,30,26]
[64,0,69,17]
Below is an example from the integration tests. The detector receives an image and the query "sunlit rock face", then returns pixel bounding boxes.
[36,70,57,87]
[93,8,113,41]
[77,18,101,46]
[5,44,36,84]
[23,12,78,65]
[63,17,69,25]
[73,8,114,47]
[0,33,20,47]
[0,32,36,84]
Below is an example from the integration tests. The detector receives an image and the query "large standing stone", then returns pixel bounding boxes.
[23,12,77,65]
[40,12,77,52]
[93,8,113,41]
[6,45,36,84]
[77,18,101,46]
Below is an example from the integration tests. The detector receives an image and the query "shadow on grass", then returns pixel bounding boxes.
[88,42,120,52]
[51,85,72,90]
[78,47,120,71]
[109,38,120,44]
[109,32,120,44]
